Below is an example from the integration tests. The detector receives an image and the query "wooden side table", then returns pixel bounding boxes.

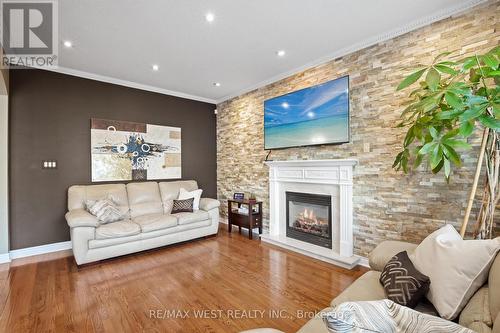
[227,199,263,239]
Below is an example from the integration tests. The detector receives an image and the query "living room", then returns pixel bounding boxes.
[0,0,499,332]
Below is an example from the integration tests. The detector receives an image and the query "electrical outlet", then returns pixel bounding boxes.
[42,160,57,169]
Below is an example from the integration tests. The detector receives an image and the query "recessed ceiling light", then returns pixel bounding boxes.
[277,50,286,57]
[213,82,221,87]
[63,41,73,48]
[205,12,215,23]
[152,64,159,71]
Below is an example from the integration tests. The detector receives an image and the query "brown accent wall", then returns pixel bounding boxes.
[217,1,499,256]
[9,69,216,250]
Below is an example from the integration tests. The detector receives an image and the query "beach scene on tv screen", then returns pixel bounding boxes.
[264,76,349,149]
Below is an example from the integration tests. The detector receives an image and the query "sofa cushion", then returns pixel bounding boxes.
[489,254,500,324]
[133,213,178,233]
[89,234,142,249]
[126,182,163,218]
[174,210,209,225]
[468,321,492,333]
[460,286,492,328]
[159,180,198,213]
[68,184,130,216]
[330,271,386,307]
[95,221,141,239]
[410,225,500,320]
[494,313,500,333]
[369,240,418,271]
[296,307,332,333]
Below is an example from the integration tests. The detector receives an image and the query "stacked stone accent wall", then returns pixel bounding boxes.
[216,1,499,256]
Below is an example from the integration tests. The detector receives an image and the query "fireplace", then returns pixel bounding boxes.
[286,191,332,249]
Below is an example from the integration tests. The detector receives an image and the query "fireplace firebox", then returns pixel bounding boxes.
[286,191,332,249]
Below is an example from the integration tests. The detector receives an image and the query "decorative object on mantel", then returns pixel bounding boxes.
[91,118,181,182]
[392,47,500,239]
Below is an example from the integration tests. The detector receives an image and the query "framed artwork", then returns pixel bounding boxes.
[91,118,181,182]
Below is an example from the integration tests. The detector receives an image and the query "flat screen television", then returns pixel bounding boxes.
[264,75,349,150]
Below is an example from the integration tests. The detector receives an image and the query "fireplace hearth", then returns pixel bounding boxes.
[286,191,332,249]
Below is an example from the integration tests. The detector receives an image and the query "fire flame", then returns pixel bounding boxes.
[302,208,317,222]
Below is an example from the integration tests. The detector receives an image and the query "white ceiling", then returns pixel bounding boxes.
[55,0,486,104]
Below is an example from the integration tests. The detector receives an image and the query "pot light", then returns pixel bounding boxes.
[63,40,73,48]
[213,82,221,87]
[152,64,159,71]
[277,50,286,57]
[205,12,215,23]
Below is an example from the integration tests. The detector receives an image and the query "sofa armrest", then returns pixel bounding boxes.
[199,198,220,211]
[65,209,99,228]
[368,240,418,271]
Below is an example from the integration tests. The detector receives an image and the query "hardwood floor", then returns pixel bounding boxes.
[0,224,367,333]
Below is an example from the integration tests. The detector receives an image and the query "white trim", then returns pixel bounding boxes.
[355,255,370,268]
[265,159,357,267]
[215,0,487,104]
[42,66,217,104]
[0,253,10,264]
[9,241,72,260]
[261,233,359,269]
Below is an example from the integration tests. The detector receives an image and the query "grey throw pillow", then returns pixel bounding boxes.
[379,251,430,308]
[171,198,194,213]
[86,198,123,224]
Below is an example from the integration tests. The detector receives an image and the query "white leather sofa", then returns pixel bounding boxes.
[65,180,220,265]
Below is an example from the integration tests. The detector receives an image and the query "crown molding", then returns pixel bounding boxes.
[42,66,217,104]
[215,0,488,104]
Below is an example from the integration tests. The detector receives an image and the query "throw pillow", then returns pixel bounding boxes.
[178,188,203,210]
[86,198,123,224]
[171,198,194,214]
[323,300,475,333]
[410,224,500,320]
[379,251,430,308]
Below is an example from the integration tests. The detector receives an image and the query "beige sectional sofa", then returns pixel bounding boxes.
[297,240,500,333]
[65,180,220,265]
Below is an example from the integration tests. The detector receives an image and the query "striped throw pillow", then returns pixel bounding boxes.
[86,198,123,224]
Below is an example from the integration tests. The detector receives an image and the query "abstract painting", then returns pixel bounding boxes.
[91,118,181,182]
[264,75,349,149]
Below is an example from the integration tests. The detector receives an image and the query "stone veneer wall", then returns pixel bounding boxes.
[216,1,499,256]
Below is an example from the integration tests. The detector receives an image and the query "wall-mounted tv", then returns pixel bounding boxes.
[264,75,349,150]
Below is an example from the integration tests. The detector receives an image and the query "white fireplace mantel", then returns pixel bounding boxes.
[261,159,359,269]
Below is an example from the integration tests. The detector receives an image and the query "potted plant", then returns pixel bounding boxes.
[393,46,499,239]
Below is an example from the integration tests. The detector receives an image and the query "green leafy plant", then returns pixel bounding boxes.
[393,47,500,180]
